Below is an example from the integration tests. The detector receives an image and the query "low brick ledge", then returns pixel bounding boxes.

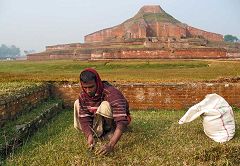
[51,80,240,110]
[0,101,63,160]
[0,83,51,127]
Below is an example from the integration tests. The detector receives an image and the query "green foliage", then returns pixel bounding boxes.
[0,44,20,58]
[3,109,240,165]
[142,13,181,24]
[224,35,239,42]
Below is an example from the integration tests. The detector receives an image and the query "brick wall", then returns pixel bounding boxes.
[27,53,50,60]
[28,47,233,60]
[84,22,188,43]
[187,26,223,42]
[0,84,50,126]
[1,81,239,125]
[91,48,227,59]
[146,23,187,38]
[51,82,240,110]
[85,25,125,43]
[227,52,240,58]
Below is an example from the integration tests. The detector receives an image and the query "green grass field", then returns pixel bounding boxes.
[2,109,240,166]
[1,59,240,165]
[0,59,240,83]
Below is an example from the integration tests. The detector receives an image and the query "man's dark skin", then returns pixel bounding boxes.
[81,80,127,155]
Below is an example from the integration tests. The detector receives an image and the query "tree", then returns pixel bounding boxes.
[0,44,8,57]
[224,35,239,42]
[0,44,20,58]
[10,45,20,56]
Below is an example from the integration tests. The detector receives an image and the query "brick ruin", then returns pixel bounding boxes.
[27,5,240,60]
[84,6,223,43]
[2,81,240,126]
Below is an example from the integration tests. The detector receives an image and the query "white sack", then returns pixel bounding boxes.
[179,93,235,143]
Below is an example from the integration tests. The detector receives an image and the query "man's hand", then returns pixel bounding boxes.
[95,143,114,155]
[95,123,126,155]
[87,134,95,150]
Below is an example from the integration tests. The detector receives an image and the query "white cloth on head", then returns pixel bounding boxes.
[179,93,235,143]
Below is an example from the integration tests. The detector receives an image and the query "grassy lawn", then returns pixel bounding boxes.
[2,109,240,165]
[1,59,240,165]
[0,59,240,83]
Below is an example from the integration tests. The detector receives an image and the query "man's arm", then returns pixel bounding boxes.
[96,85,130,155]
[96,123,127,155]
[87,134,95,150]
[78,98,94,147]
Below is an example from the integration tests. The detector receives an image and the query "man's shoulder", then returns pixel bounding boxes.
[102,81,112,87]
[103,81,113,90]
[103,82,119,93]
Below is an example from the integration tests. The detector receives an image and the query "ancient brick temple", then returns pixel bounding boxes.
[27,5,240,60]
[85,5,222,43]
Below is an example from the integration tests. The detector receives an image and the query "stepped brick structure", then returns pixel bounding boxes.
[85,5,223,43]
[27,5,240,60]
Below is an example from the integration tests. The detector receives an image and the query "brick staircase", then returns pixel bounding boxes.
[0,99,63,161]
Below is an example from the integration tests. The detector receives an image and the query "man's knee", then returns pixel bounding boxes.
[96,101,113,119]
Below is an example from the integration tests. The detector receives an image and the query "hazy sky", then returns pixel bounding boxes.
[0,0,239,54]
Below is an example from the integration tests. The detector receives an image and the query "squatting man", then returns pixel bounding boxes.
[74,68,131,155]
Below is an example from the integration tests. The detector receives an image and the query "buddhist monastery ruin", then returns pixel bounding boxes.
[27,5,240,60]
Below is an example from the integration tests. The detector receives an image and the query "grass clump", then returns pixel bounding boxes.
[2,108,240,165]
[195,144,240,165]
[0,82,42,97]
[142,13,181,24]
